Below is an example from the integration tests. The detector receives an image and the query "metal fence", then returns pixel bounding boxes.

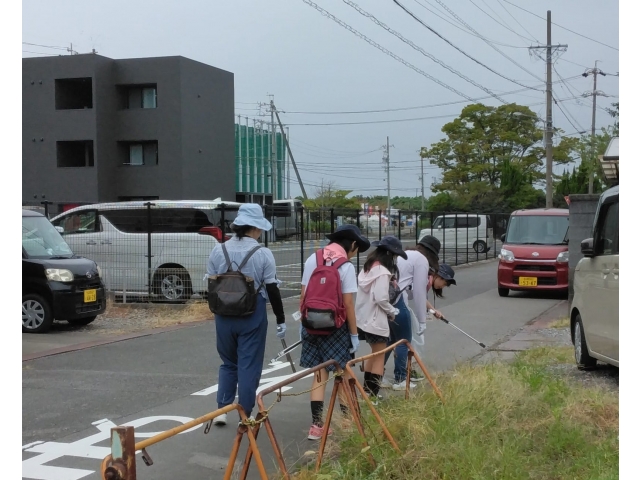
[23,201,509,303]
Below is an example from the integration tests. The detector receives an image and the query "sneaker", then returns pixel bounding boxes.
[410,369,425,382]
[213,413,227,426]
[379,377,393,389]
[392,381,417,391]
[308,424,333,440]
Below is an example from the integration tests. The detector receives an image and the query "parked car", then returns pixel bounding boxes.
[497,208,569,297]
[50,199,242,302]
[570,185,619,369]
[419,214,493,253]
[23,209,106,333]
[268,199,302,239]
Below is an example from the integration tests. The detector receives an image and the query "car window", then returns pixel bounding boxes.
[595,200,619,256]
[456,216,480,228]
[52,210,99,235]
[443,217,456,228]
[100,209,148,233]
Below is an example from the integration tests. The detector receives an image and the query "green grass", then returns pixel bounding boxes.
[293,347,618,480]
[548,317,571,329]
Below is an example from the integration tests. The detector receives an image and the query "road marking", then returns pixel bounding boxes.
[191,360,294,396]
[22,416,200,480]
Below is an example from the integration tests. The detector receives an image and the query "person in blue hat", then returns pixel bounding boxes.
[299,223,370,440]
[206,203,285,426]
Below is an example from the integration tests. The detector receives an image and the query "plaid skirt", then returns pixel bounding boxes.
[300,324,351,372]
[357,327,389,345]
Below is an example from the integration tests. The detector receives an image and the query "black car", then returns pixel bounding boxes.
[22,209,106,333]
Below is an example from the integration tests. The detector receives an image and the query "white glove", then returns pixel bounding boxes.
[417,322,427,336]
[276,324,286,339]
[349,334,360,355]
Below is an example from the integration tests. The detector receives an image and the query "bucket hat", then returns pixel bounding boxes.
[326,224,370,252]
[437,263,456,286]
[232,203,272,231]
[370,235,408,260]
[418,235,441,260]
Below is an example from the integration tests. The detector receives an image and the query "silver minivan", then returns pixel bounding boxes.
[570,185,619,369]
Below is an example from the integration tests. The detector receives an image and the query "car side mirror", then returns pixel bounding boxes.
[581,238,594,257]
[500,234,505,243]
[55,226,64,234]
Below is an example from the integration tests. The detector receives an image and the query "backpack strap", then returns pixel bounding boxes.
[221,244,233,272]
[237,245,263,271]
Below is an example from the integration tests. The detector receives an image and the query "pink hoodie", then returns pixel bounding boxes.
[355,264,397,338]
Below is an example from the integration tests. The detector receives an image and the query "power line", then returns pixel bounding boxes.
[281,75,584,115]
[432,0,544,82]
[411,0,530,48]
[501,0,619,51]
[344,0,506,102]
[22,41,68,51]
[473,0,537,43]
[300,0,475,101]
[390,0,542,92]
[469,0,537,43]
[22,50,60,56]
[495,0,540,43]
[553,95,583,133]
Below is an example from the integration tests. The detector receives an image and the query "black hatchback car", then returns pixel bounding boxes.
[22,209,106,333]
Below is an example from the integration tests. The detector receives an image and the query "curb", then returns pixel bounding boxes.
[22,318,212,362]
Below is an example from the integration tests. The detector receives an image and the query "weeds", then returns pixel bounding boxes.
[294,346,618,480]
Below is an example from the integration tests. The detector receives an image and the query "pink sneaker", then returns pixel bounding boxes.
[307,424,333,440]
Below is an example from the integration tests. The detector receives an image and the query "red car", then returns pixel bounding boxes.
[497,208,569,297]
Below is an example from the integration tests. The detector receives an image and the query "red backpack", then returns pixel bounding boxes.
[300,249,348,335]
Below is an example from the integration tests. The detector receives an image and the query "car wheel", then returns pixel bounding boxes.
[68,315,98,326]
[22,294,54,333]
[153,268,191,303]
[473,240,487,253]
[498,287,509,297]
[573,314,597,370]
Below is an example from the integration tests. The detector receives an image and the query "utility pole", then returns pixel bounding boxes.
[529,11,567,208]
[420,156,425,211]
[286,126,290,199]
[582,61,608,194]
[385,137,391,220]
[269,98,277,201]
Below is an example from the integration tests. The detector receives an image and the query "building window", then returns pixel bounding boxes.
[55,78,93,110]
[56,141,95,167]
[120,85,157,109]
[119,141,158,165]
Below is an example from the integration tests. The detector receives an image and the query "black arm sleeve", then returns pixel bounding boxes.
[265,283,285,324]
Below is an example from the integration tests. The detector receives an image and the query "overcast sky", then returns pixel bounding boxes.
[22,0,619,200]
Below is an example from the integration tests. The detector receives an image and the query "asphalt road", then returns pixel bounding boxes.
[22,260,564,480]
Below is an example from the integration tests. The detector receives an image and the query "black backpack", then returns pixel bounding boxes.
[207,244,263,317]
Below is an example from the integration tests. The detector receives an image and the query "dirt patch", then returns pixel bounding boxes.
[56,301,213,335]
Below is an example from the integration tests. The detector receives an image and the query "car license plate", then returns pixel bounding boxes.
[518,277,538,287]
[84,289,97,303]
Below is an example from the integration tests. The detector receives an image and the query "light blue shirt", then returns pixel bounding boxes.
[206,237,278,300]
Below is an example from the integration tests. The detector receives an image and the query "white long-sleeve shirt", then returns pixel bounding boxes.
[396,250,430,324]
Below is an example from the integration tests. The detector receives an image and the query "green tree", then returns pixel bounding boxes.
[421,103,575,210]
[302,180,361,211]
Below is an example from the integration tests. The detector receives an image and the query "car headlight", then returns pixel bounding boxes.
[556,251,570,263]
[499,248,515,263]
[46,268,74,282]
[96,265,102,277]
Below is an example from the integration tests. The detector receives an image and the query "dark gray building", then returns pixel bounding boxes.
[23,53,235,207]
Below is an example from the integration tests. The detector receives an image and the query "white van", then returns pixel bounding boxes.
[50,199,242,302]
[419,214,493,253]
[570,185,619,369]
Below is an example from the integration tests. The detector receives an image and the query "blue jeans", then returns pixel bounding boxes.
[215,296,268,417]
[384,296,412,383]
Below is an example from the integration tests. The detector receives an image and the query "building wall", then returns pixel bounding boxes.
[111,57,184,200]
[179,57,235,201]
[23,55,104,203]
[22,54,235,204]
